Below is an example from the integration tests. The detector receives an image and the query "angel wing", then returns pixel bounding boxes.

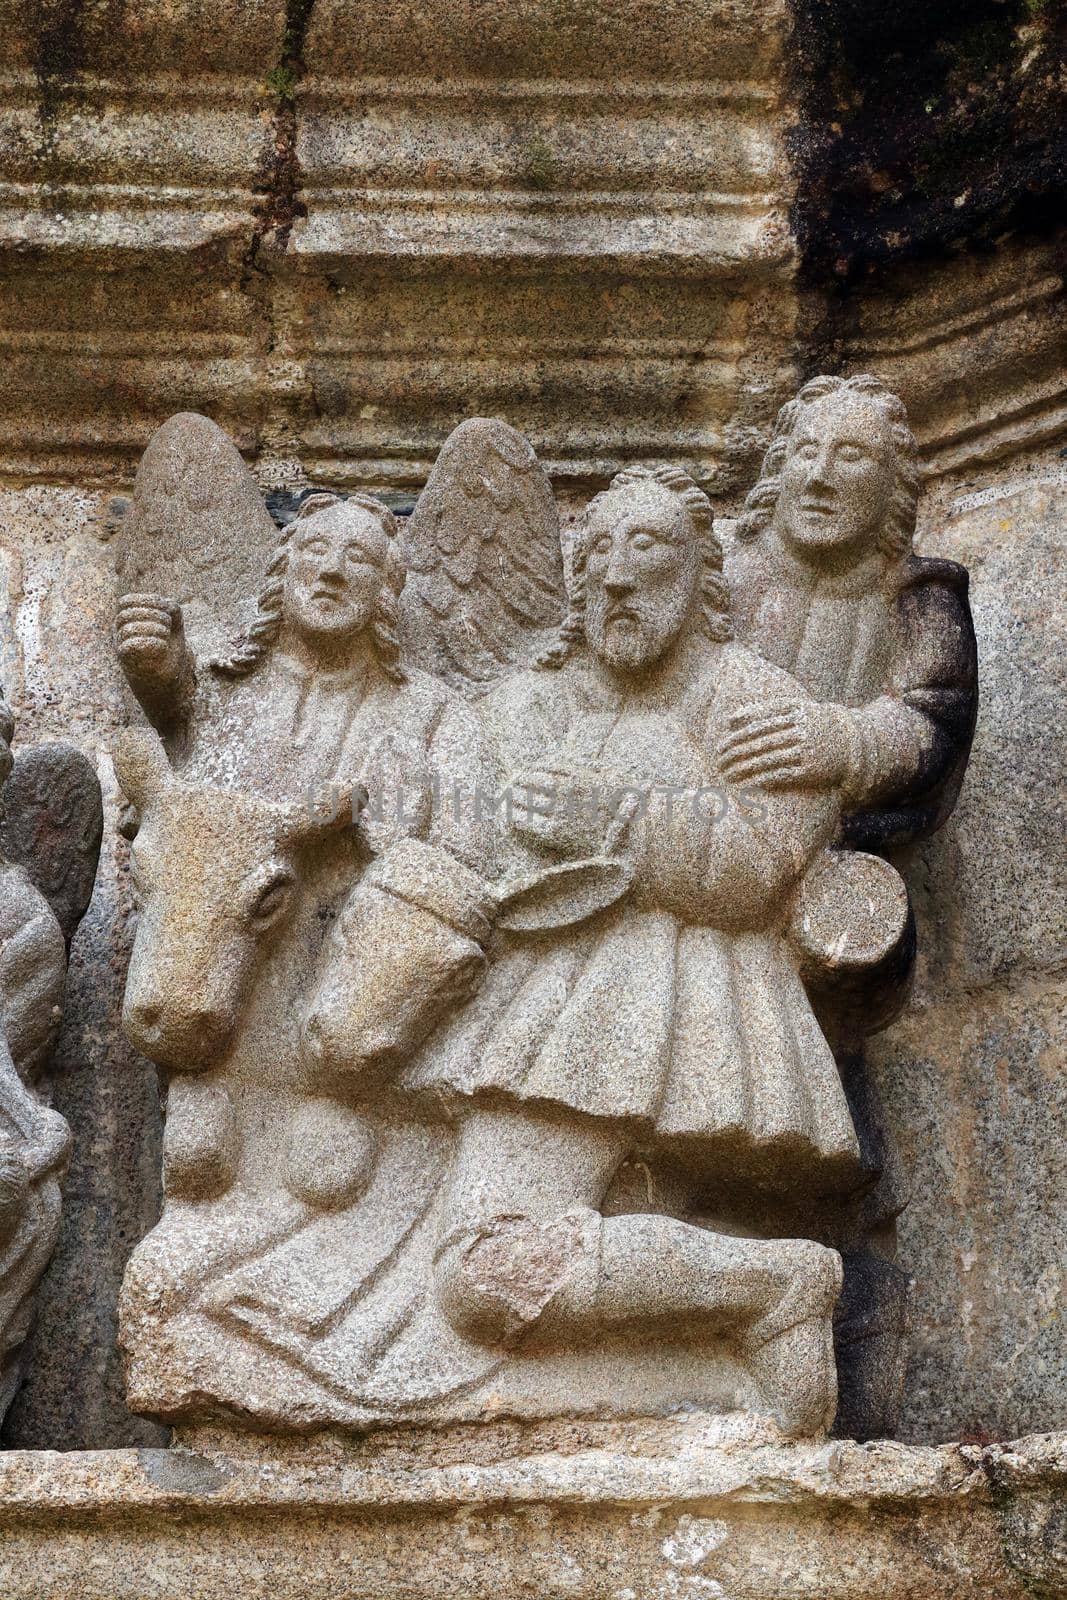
[399,418,567,694]
[0,744,103,945]
[116,413,280,659]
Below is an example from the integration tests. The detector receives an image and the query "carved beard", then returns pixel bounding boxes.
[585,577,700,675]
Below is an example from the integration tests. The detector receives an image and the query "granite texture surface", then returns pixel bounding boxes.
[870,474,1067,1444]
[0,1424,1063,1599]
[0,0,1058,1467]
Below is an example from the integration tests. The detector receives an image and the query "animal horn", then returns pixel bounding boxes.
[278,783,367,841]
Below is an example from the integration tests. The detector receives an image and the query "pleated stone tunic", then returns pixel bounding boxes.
[406,632,864,1197]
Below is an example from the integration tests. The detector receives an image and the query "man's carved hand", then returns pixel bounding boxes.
[510,765,629,856]
[116,593,187,695]
[718,698,852,790]
[358,733,433,856]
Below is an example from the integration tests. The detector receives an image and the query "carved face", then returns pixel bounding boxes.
[773,393,897,563]
[583,482,702,673]
[113,732,354,1072]
[282,507,386,646]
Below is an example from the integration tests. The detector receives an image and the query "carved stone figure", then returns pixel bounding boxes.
[0,711,102,1420]
[393,463,864,1435]
[721,375,978,1435]
[723,374,977,850]
[113,406,973,1444]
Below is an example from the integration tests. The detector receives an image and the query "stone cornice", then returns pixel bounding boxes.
[0,2,1061,492]
[0,1430,1061,1598]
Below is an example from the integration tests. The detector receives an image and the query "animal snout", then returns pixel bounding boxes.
[123,994,232,1070]
[301,987,383,1090]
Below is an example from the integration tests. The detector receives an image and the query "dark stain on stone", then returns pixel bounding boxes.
[264,487,416,528]
[138,1448,230,1495]
[788,0,1067,284]
[246,0,317,270]
[785,0,1067,378]
[25,0,127,153]
[27,0,88,134]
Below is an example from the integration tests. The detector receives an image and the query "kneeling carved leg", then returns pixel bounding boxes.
[435,1104,843,1435]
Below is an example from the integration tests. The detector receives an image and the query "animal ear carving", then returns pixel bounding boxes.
[111,727,173,811]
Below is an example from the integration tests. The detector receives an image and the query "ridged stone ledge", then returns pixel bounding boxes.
[0,1427,1063,1599]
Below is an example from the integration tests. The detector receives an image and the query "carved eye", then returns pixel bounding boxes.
[591,535,612,556]
[837,444,868,464]
[251,871,295,927]
[795,442,819,460]
[630,531,657,551]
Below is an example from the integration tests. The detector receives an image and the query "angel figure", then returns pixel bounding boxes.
[720,374,977,849]
[0,706,102,1420]
[115,412,570,863]
[114,415,529,874]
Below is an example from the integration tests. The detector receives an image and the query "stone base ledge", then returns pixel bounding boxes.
[0,1421,1062,1599]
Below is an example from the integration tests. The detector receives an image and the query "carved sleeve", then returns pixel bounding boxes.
[425,696,501,881]
[0,872,71,1176]
[633,783,838,929]
[0,888,67,1087]
[839,560,978,846]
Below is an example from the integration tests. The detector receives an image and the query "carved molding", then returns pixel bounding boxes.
[843,237,1067,481]
[0,4,1061,490]
[0,1430,1061,1600]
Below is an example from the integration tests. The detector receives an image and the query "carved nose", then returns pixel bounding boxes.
[300,1003,350,1090]
[127,998,162,1037]
[302,1008,332,1066]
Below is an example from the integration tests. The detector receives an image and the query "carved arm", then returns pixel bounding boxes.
[115,593,197,735]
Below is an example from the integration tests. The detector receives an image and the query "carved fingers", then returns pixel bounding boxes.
[357,733,433,855]
[718,699,848,790]
[116,592,184,674]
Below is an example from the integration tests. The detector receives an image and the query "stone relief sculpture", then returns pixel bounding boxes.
[112,381,975,1443]
[723,374,977,850]
[0,712,102,1420]
[720,374,978,1433]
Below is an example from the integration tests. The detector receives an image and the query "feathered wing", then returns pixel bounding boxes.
[399,418,567,694]
[0,744,103,947]
[117,412,280,659]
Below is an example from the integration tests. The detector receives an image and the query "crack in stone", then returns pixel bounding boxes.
[246,0,316,271]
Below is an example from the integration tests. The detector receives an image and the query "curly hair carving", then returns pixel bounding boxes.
[539,464,731,669]
[736,374,918,560]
